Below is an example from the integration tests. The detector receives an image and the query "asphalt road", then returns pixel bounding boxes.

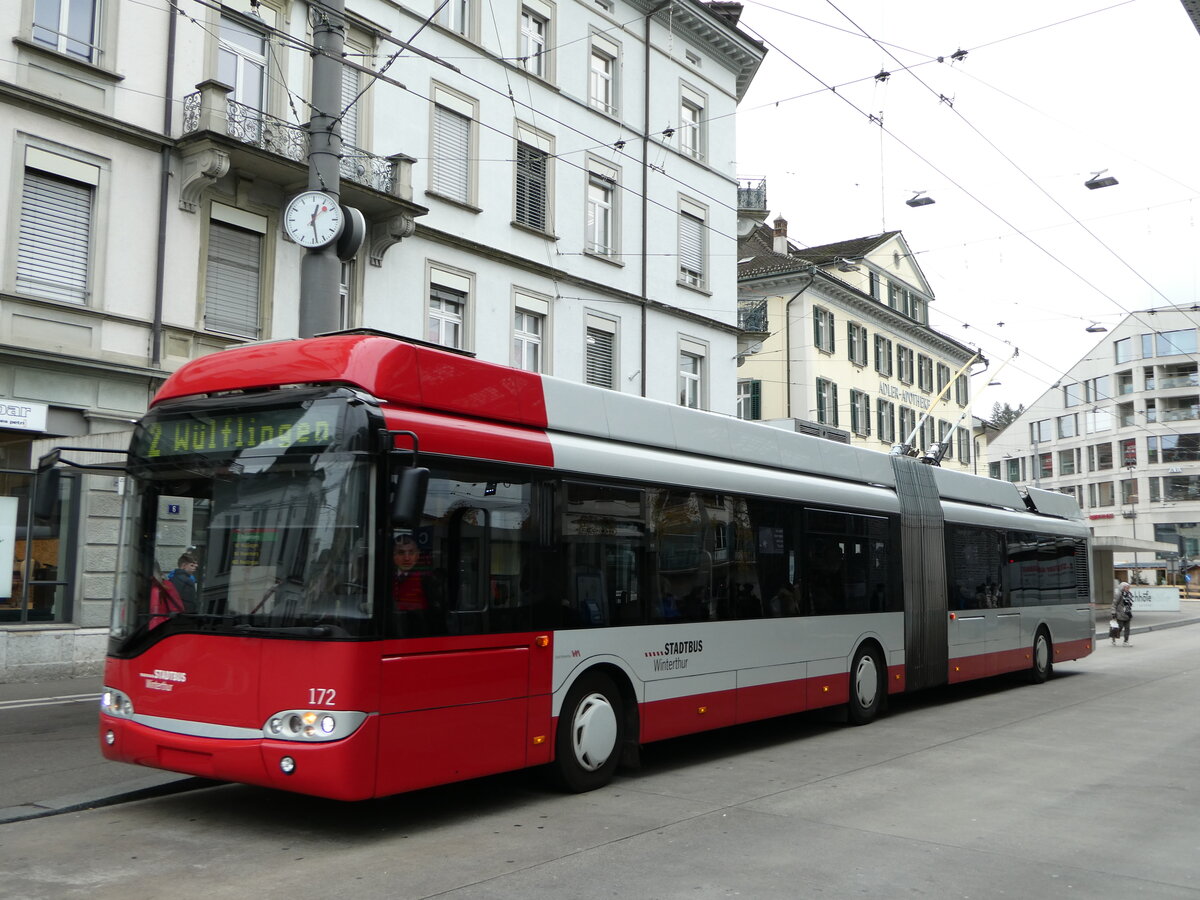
[0,626,1197,899]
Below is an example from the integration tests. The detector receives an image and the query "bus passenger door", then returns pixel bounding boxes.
[377,474,541,797]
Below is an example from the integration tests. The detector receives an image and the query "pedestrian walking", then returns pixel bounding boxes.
[1111,581,1134,645]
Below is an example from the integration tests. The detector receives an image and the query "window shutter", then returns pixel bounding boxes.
[750,380,761,420]
[678,211,703,283]
[17,171,92,303]
[515,142,547,229]
[204,222,261,338]
[433,106,470,202]
[339,64,362,181]
[586,327,614,388]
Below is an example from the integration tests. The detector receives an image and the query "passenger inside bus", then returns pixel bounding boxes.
[391,531,449,634]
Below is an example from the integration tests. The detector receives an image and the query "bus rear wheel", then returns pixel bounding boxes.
[553,671,623,793]
[1029,629,1053,684]
[847,644,885,725]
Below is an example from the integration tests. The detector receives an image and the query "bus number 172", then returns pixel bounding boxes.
[308,688,337,706]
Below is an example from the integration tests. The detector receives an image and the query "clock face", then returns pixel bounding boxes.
[284,191,345,248]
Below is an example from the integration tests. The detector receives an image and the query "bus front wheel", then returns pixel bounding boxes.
[553,671,623,793]
[847,644,885,725]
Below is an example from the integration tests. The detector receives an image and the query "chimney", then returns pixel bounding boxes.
[772,216,789,255]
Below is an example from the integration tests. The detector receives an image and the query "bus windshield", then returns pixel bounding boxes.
[109,389,378,653]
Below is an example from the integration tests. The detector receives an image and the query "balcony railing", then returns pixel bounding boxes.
[182,84,398,194]
[738,299,768,333]
[737,178,767,213]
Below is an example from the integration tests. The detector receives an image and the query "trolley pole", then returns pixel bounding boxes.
[298,0,346,338]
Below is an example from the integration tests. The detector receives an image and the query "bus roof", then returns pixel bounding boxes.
[154,333,1066,520]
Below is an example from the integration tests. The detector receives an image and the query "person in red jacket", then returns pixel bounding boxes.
[392,534,429,611]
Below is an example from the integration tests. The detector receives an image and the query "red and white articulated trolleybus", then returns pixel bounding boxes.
[92,332,1093,801]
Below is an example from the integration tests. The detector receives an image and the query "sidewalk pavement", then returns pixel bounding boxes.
[2,601,1199,825]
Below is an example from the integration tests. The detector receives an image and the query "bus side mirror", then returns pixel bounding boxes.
[33,467,62,522]
[392,466,429,529]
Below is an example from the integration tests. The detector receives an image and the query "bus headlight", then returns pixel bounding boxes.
[100,687,134,719]
[261,709,368,742]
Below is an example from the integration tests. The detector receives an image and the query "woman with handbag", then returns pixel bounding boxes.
[1111,582,1134,645]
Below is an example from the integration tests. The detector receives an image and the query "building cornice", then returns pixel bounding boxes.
[0,82,171,153]
[741,269,977,361]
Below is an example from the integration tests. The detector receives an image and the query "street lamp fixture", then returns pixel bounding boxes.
[1085,169,1119,190]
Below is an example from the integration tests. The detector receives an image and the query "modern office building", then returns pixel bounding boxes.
[984,306,1197,584]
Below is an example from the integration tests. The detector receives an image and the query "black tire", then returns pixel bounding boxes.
[1029,628,1053,684]
[847,644,885,726]
[553,671,623,793]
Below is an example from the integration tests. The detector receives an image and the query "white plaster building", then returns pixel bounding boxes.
[0,0,764,679]
[735,215,978,472]
[984,306,1198,584]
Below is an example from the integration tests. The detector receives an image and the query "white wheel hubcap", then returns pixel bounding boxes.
[572,692,618,772]
[854,655,878,709]
[1035,636,1049,671]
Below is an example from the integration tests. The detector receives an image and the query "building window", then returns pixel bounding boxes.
[430,87,475,205]
[936,363,951,394]
[513,309,543,372]
[679,349,703,409]
[678,199,707,288]
[848,323,867,366]
[813,307,835,354]
[519,7,548,77]
[938,420,954,458]
[679,86,706,160]
[816,378,838,427]
[1090,481,1115,507]
[1121,478,1138,505]
[1120,438,1137,467]
[1039,452,1053,479]
[874,335,893,376]
[989,462,1001,480]
[429,285,465,348]
[1030,419,1051,443]
[428,266,471,349]
[338,260,355,330]
[955,374,968,406]
[898,406,916,444]
[16,150,99,304]
[586,317,616,388]
[586,159,618,257]
[1156,329,1198,357]
[588,34,619,114]
[877,399,895,443]
[956,429,971,463]
[437,0,473,37]
[897,345,914,385]
[204,207,266,339]
[917,354,933,392]
[850,390,870,436]
[1006,458,1022,483]
[515,141,549,231]
[1059,449,1076,475]
[1088,442,1114,471]
[218,15,268,137]
[1057,414,1077,439]
[921,417,935,452]
[33,0,99,62]
[737,380,761,420]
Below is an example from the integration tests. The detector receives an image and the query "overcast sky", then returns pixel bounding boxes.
[733,0,1200,417]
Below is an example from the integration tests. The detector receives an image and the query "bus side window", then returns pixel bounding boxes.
[562,482,646,628]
